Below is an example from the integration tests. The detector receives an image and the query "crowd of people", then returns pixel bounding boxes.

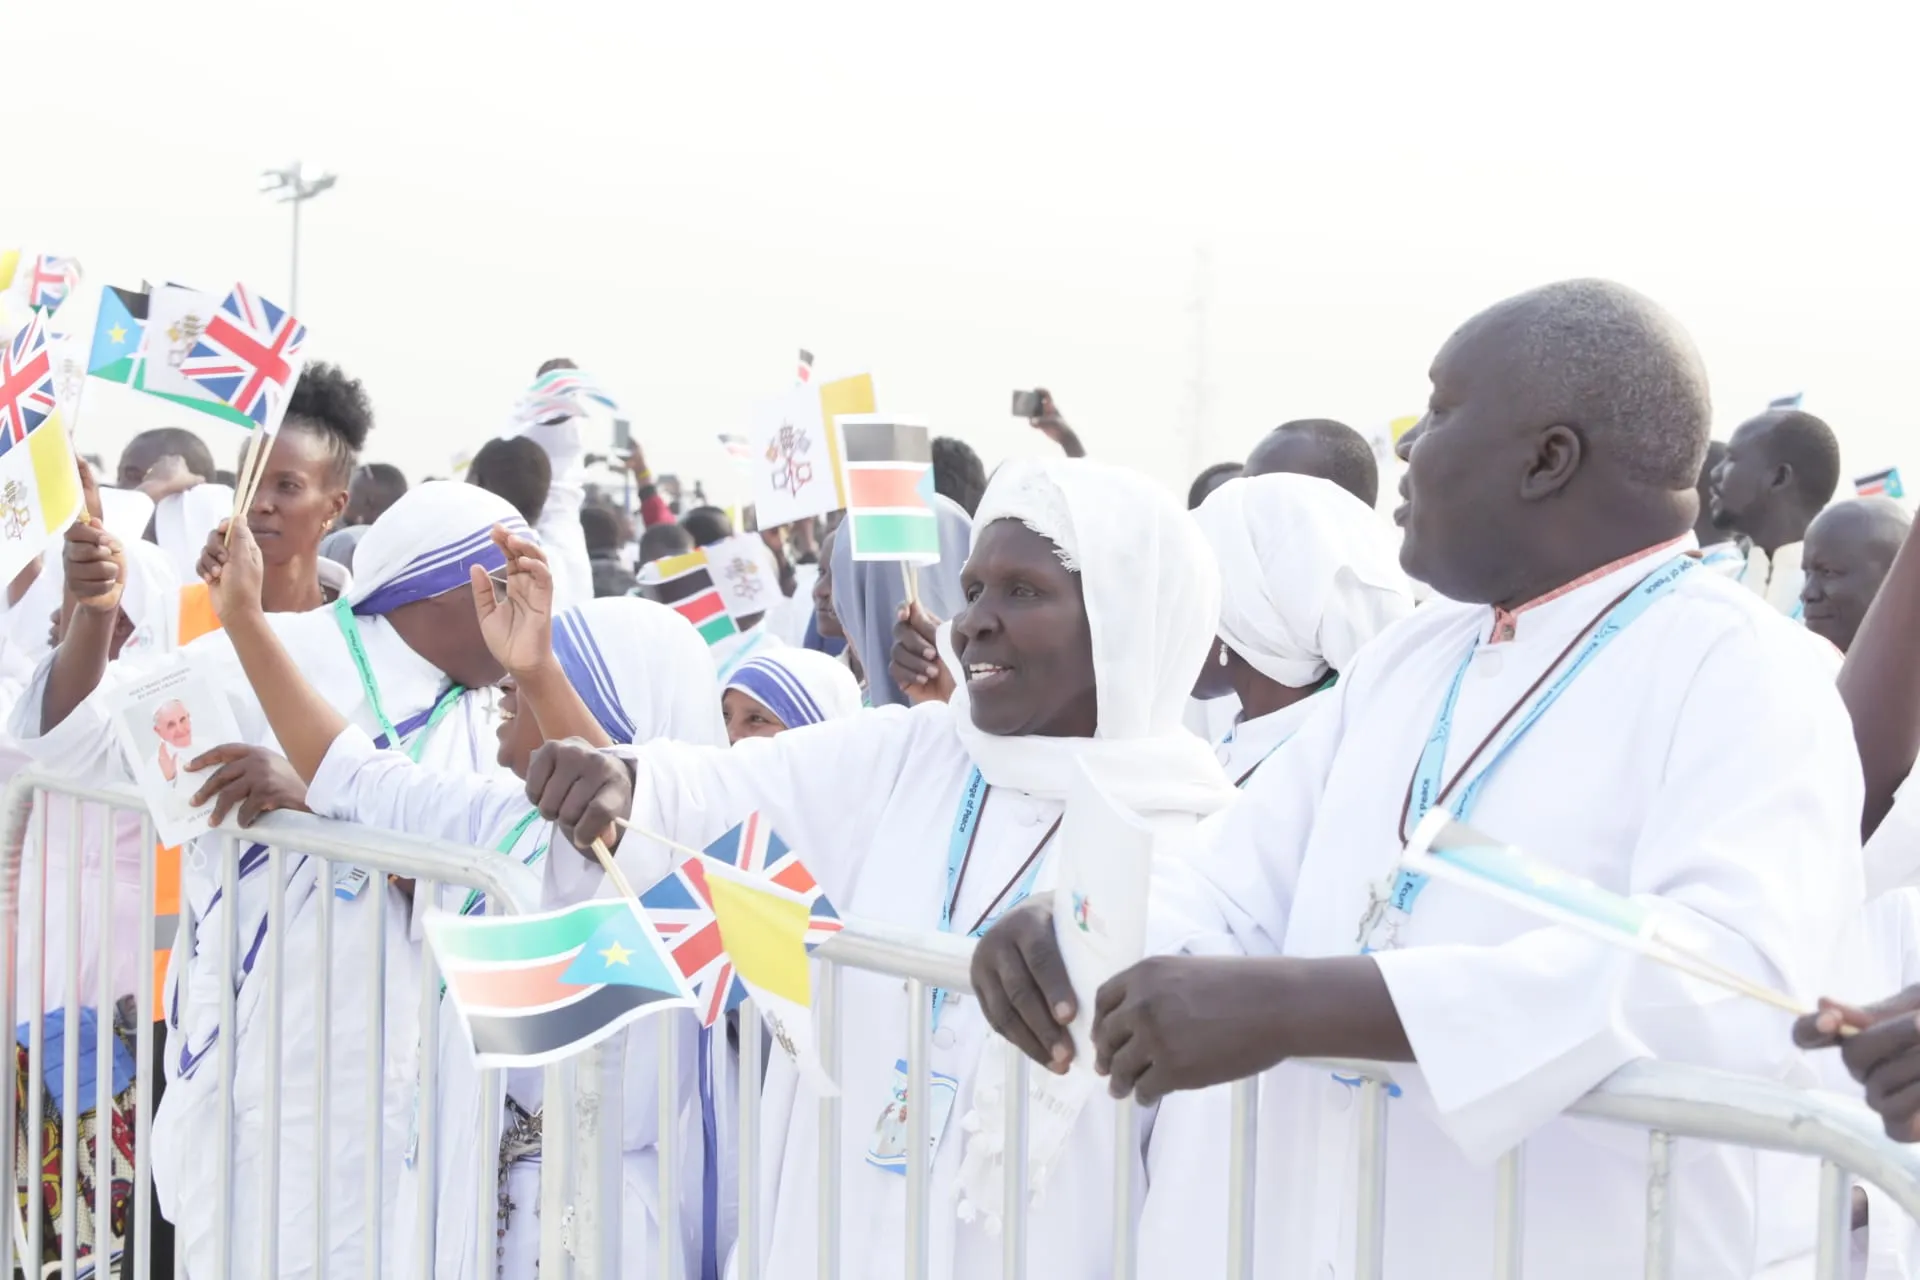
[9,277,1920,1278]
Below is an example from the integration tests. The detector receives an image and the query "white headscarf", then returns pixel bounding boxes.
[937,457,1234,814]
[552,597,727,748]
[348,481,530,615]
[1192,473,1414,686]
[152,483,235,584]
[723,647,864,730]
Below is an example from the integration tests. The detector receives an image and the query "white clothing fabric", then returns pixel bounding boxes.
[1213,697,1326,786]
[317,555,353,600]
[1699,540,1748,581]
[762,563,820,648]
[1737,540,1808,616]
[554,597,729,747]
[152,483,236,584]
[1192,473,1414,687]
[723,647,864,730]
[552,457,1237,1280]
[1182,693,1240,746]
[513,414,595,614]
[1145,543,1864,1279]
[947,457,1232,812]
[1863,771,1920,898]
[710,624,784,684]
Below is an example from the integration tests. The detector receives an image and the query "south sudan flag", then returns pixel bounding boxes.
[637,549,739,646]
[424,899,694,1068]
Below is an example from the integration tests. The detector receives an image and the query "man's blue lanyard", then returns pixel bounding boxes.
[929,768,1054,1030]
[1388,553,1700,927]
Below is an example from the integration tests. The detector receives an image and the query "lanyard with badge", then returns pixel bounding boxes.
[867,767,1062,1176]
[1352,554,1699,956]
[329,598,466,899]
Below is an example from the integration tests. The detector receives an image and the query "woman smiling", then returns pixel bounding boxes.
[529,457,1235,1280]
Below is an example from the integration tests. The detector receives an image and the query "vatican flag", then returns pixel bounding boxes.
[0,407,84,586]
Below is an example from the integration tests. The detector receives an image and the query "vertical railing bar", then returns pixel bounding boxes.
[59,795,80,1280]
[417,879,440,1280]
[739,998,764,1280]
[313,856,333,1280]
[261,844,285,1277]
[1643,1130,1675,1280]
[175,892,194,1280]
[92,804,114,1276]
[1352,1077,1389,1280]
[364,874,387,1277]
[475,1067,500,1280]
[24,792,45,1274]
[1112,1095,1138,1279]
[1492,1146,1524,1280]
[0,790,20,1280]
[815,962,841,1280]
[1000,1050,1029,1280]
[593,1035,625,1275]
[133,811,155,1280]
[657,1014,681,1280]
[540,1061,572,1279]
[216,833,238,1280]
[1813,1160,1850,1280]
[904,979,931,1280]
[1224,1076,1259,1279]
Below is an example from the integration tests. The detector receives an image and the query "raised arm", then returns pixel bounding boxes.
[1838,522,1920,837]
[469,527,610,749]
[40,461,126,735]
[200,518,345,781]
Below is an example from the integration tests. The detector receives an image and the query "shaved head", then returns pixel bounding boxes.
[1245,419,1379,508]
[1396,279,1710,604]
[1801,497,1911,652]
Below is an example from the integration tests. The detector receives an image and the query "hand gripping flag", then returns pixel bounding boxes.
[639,814,842,1090]
[425,898,695,1068]
[179,283,308,431]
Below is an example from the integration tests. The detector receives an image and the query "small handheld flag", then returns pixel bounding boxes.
[833,414,940,564]
[718,432,754,464]
[1401,811,1810,1017]
[26,255,80,312]
[636,549,739,646]
[1856,467,1905,500]
[424,899,694,1068]
[508,367,620,430]
[796,349,814,387]
[179,283,308,432]
[1768,392,1805,411]
[86,286,255,428]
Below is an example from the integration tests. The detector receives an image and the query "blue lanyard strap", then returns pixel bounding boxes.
[1385,553,1698,924]
[929,768,1058,1030]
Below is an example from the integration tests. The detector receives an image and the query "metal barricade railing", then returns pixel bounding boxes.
[0,768,624,1280]
[690,918,1920,1280]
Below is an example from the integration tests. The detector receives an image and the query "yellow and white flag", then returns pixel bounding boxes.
[0,405,84,586]
[702,857,839,1095]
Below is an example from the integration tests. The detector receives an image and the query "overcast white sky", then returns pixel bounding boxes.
[13,0,1919,507]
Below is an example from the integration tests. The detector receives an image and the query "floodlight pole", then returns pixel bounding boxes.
[259,162,338,312]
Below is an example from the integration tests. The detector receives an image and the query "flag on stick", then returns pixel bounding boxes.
[833,415,940,563]
[179,283,308,432]
[424,899,694,1068]
[795,349,814,387]
[85,287,255,427]
[636,549,739,645]
[1768,392,1804,411]
[1856,467,1905,500]
[0,316,84,584]
[1400,810,1809,1017]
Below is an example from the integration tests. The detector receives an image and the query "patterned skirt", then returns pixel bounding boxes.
[12,1024,137,1278]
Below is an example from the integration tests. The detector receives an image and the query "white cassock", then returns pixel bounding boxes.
[1734,540,1807,619]
[557,455,1236,1280]
[1143,540,1864,1280]
[1213,698,1323,786]
[302,596,728,1280]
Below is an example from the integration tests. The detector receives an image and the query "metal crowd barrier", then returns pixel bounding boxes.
[0,768,629,1280]
[13,757,1920,1280]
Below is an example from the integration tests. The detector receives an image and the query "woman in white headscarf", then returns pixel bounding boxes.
[14,479,527,1278]
[203,521,725,1279]
[532,456,1236,1280]
[1190,473,1415,785]
[722,647,864,742]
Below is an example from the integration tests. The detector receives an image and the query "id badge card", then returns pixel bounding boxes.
[865,1057,959,1176]
[334,864,372,901]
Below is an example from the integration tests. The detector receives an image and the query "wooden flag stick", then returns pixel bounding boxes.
[899,560,920,609]
[225,430,267,548]
[609,815,709,865]
[587,836,638,901]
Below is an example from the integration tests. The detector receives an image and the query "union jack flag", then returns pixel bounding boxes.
[26,255,79,311]
[638,812,841,1027]
[0,314,56,448]
[180,283,307,428]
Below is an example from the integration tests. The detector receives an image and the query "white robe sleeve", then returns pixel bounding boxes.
[1147,684,1348,957]
[544,704,930,907]
[306,724,528,849]
[1371,625,1865,1163]
[1864,772,1920,899]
